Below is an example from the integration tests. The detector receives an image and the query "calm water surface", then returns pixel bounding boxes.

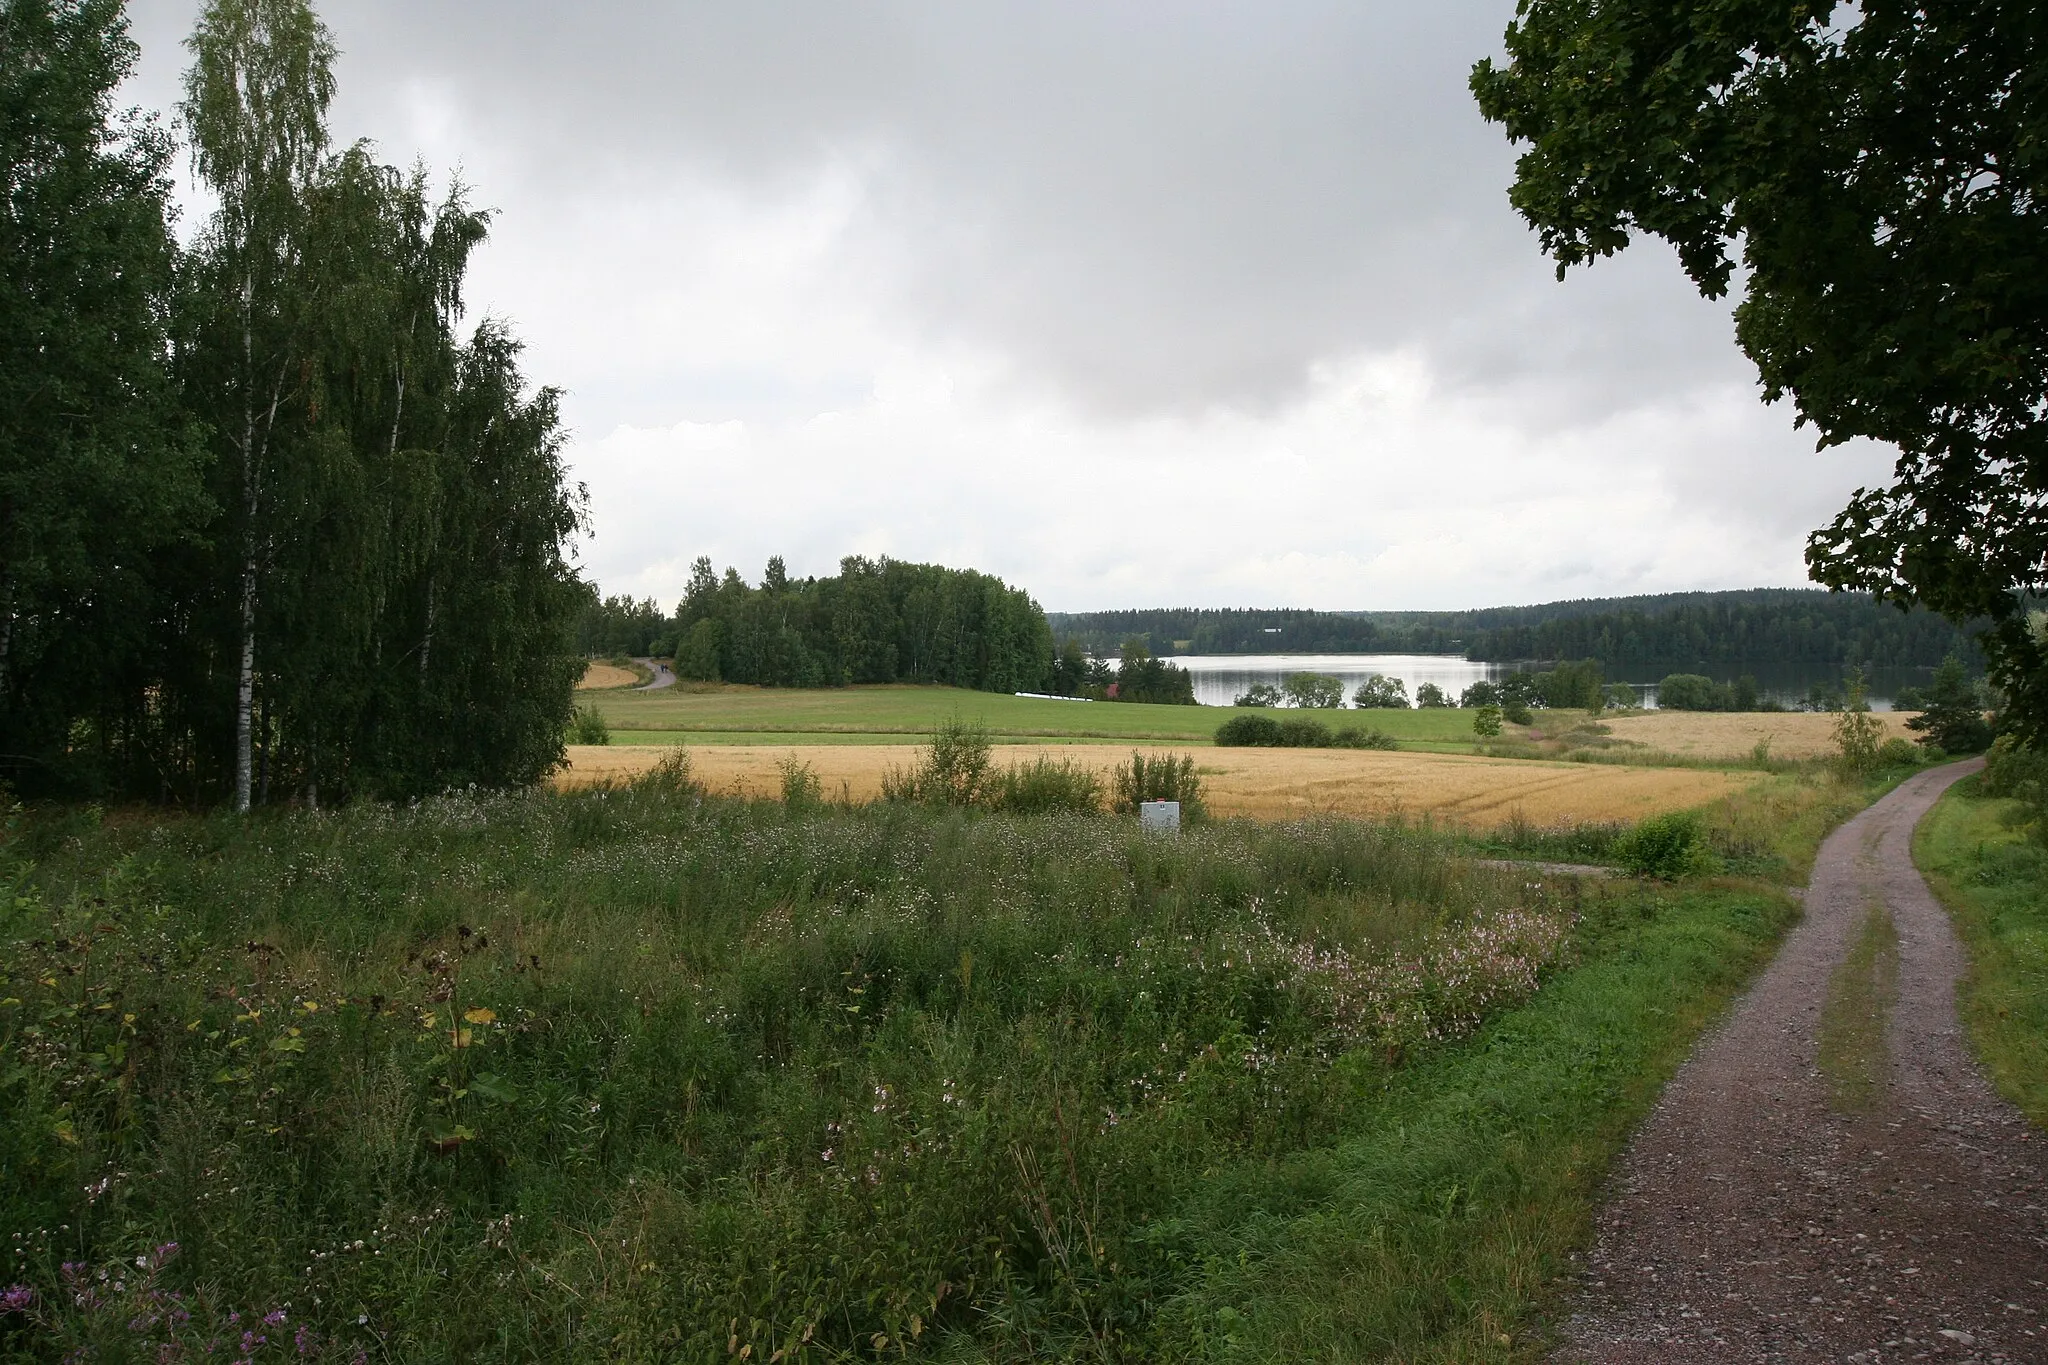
[1160,654,1925,711]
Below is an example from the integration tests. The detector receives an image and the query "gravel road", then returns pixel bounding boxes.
[1558,759,2048,1363]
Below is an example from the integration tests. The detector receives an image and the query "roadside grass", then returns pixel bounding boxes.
[1816,901,1900,1113]
[1459,766,1917,885]
[1914,776,2048,1127]
[587,684,1490,750]
[0,768,1818,1361]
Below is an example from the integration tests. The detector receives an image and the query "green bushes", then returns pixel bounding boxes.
[568,704,611,745]
[994,752,1106,813]
[1473,705,1505,737]
[879,719,1107,814]
[1613,811,1710,879]
[1214,715,1398,750]
[1111,750,1207,818]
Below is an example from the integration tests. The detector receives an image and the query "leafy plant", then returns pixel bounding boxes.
[1233,682,1282,708]
[1111,750,1205,819]
[1472,705,1504,738]
[1613,811,1710,880]
[883,717,995,806]
[991,753,1102,814]
[568,705,611,745]
[1832,669,1885,775]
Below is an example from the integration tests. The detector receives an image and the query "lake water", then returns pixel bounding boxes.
[1160,654,1928,711]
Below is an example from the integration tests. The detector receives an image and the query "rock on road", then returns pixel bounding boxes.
[1559,759,2048,1363]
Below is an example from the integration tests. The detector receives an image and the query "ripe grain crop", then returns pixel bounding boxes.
[561,742,1755,829]
[1601,709,1914,759]
[575,661,640,690]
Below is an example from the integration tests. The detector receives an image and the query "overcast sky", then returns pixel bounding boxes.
[119,1,1896,612]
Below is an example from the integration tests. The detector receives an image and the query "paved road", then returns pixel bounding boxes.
[632,656,675,690]
[1558,760,2048,1363]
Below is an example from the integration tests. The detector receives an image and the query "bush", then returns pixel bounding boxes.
[1215,714,1284,746]
[1877,737,1921,768]
[1613,811,1710,879]
[1656,673,1722,711]
[568,705,611,745]
[1982,735,2048,804]
[992,753,1103,814]
[1112,750,1206,819]
[1214,716,1395,750]
[778,755,823,806]
[1234,682,1282,707]
[1472,705,1504,738]
[883,717,994,805]
[1502,701,1534,726]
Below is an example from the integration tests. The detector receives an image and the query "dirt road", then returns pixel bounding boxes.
[1558,760,2048,1362]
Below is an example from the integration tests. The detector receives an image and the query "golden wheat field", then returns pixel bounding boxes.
[559,743,1755,829]
[1598,709,1915,759]
[576,662,641,690]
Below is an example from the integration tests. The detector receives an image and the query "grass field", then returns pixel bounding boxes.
[1915,776,2048,1127]
[563,743,1759,829]
[0,771,1806,1361]
[583,682,1491,750]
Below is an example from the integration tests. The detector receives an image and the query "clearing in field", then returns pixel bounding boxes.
[576,661,641,689]
[561,742,1755,828]
[1601,708,1915,759]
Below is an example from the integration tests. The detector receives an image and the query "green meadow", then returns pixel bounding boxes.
[586,684,1488,751]
[0,763,1800,1362]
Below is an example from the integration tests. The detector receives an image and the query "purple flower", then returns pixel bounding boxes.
[152,1242,181,1268]
[263,1310,287,1327]
[294,1324,316,1355]
[1,1284,33,1313]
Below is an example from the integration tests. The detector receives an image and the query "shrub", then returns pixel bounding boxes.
[1832,669,1885,775]
[1278,717,1335,747]
[568,705,611,745]
[883,717,994,805]
[1982,735,2048,804]
[637,747,702,797]
[992,753,1103,814]
[1877,737,1921,768]
[1234,682,1283,707]
[1472,705,1504,738]
[1332,727,1399,750]
[1350,674,1409,709]
[1613,811,1710,879]
[1215,714,1284,746]
[1283,672,1347,708]
[1112,750,1206,819]
[1502,701,1534,726]
[778,755,823,806]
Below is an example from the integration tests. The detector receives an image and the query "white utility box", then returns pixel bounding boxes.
[1139,800,1181,833]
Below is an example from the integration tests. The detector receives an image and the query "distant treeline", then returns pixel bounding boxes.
[1047,590,1981,669]
[583,557,1055,692]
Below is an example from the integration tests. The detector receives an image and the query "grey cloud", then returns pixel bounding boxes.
[123,1,1754,423]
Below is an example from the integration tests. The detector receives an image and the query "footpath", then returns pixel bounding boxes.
[1559,759,2048,1363]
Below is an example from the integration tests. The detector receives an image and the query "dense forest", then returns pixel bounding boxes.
[591,556,1057,692]
[1,0,584,803]
[1048,589,1981,668]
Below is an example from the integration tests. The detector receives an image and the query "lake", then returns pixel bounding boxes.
[1159,654,1929,711]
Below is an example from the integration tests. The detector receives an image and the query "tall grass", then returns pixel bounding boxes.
[0,780,1568,1361]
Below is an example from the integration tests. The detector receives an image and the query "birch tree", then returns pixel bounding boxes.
[180,0,333,811]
